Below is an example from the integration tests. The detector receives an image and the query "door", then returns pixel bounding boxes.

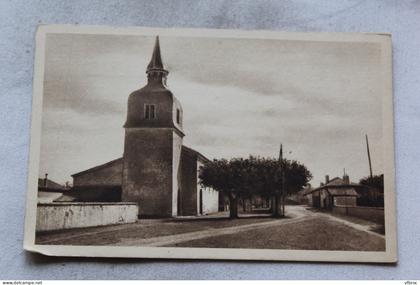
[199,188,203,215]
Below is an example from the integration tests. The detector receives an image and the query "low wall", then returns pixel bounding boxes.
[332,205,384,224]
[36,202,139,232]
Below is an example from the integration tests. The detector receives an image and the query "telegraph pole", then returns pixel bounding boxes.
[365,134,373,178]
[279,144,285,217]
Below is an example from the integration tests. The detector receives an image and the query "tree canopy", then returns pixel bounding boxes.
[359,174,384,193]
[199,156,312,218]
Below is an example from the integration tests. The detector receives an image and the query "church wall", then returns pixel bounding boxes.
[125,88,174,129]
[201,188,219,214]
[197,160,219,215]
[68,186,122,202]
[121,128,174,217]
[36,202,138,232]
[179,149,198,216]
[73,159,123,187]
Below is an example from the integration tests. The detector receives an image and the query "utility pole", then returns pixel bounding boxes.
[273,145,281,218]
[279,144,285,217]
[365,134,373,178]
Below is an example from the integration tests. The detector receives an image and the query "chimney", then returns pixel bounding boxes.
[325,175,330,184]
[320,182,324,187]
[343,174,350,184]
[44,173,48,187]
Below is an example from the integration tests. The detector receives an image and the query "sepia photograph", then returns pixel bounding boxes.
[24,25,396,262]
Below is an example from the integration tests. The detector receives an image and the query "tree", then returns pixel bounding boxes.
[199,157,257,218]
[359,174,384,193]
[199,156,312,219]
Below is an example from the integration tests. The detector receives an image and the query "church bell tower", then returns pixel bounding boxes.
[121,36,184,217]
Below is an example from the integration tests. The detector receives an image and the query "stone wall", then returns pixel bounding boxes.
[36,202,138,232]
[332,205,384,224]
[66,186,122,202]
[37,191,63,203]
[172,132,183,216]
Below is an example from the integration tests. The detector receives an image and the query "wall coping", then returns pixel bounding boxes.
[37,202,138,206]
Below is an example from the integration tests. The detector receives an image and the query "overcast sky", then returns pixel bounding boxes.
[39,33,384,186]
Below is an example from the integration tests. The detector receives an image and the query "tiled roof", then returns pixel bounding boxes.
[38,178,65,190]
[327,188,359,196]
[182,145,210,162]
[305,176,363,195]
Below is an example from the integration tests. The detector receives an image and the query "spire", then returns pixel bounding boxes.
[279,144,283,161]
[146,36,167,74]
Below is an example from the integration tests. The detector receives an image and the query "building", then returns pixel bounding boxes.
[304,174,360,209]
[70,36,218,218]
[287,184,312,205]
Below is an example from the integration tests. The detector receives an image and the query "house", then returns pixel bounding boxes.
[69,36,218,218]
[287,184,312,205]
[38,174,67,192]
[304,174,361,209]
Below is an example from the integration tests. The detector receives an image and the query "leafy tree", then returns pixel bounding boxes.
[199,157,255,218]
[199,156,312,219]
[359,174,384,193]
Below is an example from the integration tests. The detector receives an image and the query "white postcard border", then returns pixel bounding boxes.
[24,25,397,263]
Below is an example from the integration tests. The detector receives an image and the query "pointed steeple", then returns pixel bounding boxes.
[146,36,167,74]
[279,144,283,161]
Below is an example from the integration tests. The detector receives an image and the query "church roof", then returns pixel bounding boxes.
[146,36,167,73]
[182,145,210,163]
[71,146,209,178]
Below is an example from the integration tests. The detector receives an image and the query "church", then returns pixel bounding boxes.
[70,37,219,218]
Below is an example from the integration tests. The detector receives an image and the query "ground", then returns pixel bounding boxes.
[36,205,385,251]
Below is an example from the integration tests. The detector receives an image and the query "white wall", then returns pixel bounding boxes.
[36,202,138,232]
[37,191,63,203]
[172,132,183,217]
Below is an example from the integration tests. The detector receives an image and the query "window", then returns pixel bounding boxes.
[176,109,181,124]
[144,104,156,119]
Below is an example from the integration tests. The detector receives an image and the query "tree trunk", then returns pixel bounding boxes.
[229,194,238,219]
[272,194,280,218]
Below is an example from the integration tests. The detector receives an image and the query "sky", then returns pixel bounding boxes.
[39,33,384,186]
